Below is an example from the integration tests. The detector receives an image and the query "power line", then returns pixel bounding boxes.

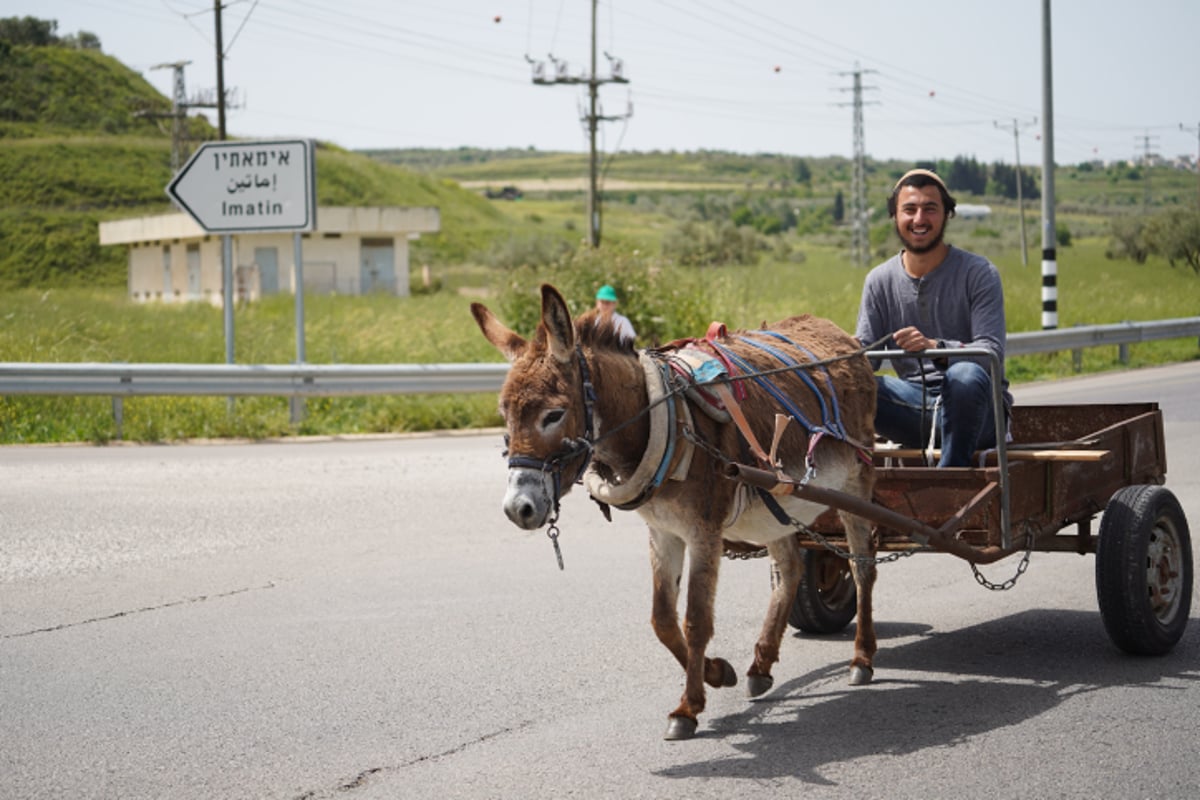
[1182,122,1200,210]
[526,0,630,248]
[836,63,878,267]
[136,60,232,169]
[994,117,1037,264]
[1134,131,1160,213]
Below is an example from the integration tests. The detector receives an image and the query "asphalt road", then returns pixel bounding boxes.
[3,362,1199,799]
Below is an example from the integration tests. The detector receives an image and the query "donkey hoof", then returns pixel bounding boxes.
[718,658,738,688]
[848,665,874,686]
[746,673,774,698]
[705,657,738,688]
[664,715,699,741]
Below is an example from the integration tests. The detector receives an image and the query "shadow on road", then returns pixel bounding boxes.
[655,609,1200,784]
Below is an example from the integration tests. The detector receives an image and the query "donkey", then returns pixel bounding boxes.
[471,284,878,740]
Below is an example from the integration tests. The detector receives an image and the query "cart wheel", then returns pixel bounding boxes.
[788,549,857,634]
[1096,485,1192,655]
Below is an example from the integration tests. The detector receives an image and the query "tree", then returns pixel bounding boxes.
[1107,216,1149,263]
[0,18,100,50]
[987,162,1041,201]
[947,156,986,195]
[1146,210,1200,274]
[61,31,101,50]
[832,190,845,223]
[0,16,57,46]
[791,158,812,186]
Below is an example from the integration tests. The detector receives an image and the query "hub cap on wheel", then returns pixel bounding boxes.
[1146,520,1184,624]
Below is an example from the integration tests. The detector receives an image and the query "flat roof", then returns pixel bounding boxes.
[99,206,440,245]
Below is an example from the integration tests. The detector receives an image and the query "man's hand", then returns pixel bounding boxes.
[893,326,935,352]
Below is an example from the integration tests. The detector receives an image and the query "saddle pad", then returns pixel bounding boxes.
[669,347,733,423]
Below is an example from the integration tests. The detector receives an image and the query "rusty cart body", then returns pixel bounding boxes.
[733,349,1193,656]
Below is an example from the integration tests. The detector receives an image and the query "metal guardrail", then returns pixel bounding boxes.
[0,317,1197,399]
[0,362,509,397]
[1005,317,1200,357]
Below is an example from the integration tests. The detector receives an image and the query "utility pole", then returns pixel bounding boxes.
[995,117,1037,265]
[141,61,191,171]
[1040,0,1057,330]
[214,0,226,140]
[137,61,225,172]
[837,63,878,267]
[1183,122,1200,210]
[527,0,629,247]
[1135,131,1159,213]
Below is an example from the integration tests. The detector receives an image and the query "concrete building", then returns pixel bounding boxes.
[956,203,992,220]
[99,206,440,305]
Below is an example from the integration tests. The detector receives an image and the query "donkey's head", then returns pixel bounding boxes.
[471,284,598,530]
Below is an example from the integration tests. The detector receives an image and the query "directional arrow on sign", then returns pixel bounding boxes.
[166,139,316,234]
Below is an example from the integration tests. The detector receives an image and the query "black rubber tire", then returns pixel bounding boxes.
[788,549,857,634]
[1096,485,1192,655]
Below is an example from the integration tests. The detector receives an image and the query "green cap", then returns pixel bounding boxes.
[596,284,618,302]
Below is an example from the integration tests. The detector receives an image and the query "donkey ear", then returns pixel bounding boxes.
[471,302,526,363]
[540,284,575,364]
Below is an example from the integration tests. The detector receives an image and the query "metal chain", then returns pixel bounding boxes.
[723,545,770,560]
[530,460,566,571]
[969,523,1035,591]
[799,522,928,566]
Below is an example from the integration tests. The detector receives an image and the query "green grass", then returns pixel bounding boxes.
[2,238,1196,445]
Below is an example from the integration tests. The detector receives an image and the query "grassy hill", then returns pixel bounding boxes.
[3,29,1197,292]
[369,146,1200,210]
[0,42,508,290]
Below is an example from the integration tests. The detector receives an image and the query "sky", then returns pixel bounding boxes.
[11,0,1200,167]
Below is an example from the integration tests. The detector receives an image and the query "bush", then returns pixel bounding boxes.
[1145,209,1200,274]
[661,220,762,267]
[1056,222,1072,248]
[1107,216,1149,263]
[495,242,727,347]
[1107,209,1200,272]
[479,233,574,271]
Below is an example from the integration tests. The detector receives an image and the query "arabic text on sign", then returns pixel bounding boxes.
[226,174,278,193]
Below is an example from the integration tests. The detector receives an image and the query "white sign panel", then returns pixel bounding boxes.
[166,139,316,233]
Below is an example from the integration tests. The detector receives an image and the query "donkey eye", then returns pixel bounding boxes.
[541,409,565,429]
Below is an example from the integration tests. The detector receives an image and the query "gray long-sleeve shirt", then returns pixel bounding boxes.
[855,245,1012,409]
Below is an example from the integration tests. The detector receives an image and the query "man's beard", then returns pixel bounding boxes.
[896,220,945,254]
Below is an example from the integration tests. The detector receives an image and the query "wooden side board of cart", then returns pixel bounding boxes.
[730,395,1193,658]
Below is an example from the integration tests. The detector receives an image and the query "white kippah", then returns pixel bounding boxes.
[893,168,948,194]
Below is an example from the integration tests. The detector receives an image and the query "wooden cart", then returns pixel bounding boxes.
[730,351,1193,656]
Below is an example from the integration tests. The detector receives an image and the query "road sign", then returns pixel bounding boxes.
[166,139,316,234]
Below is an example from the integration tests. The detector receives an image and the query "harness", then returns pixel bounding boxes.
[506,328,881,566]
[582,352,695,514]
[670,326,873,477]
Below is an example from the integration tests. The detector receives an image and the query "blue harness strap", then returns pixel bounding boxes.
[738,330,850,440]
[706,333,849,446]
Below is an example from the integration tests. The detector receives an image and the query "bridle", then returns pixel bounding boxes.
[504,344,598,505]
[502,344,598,570]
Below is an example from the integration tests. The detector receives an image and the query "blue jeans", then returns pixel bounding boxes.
[874,362,999,467]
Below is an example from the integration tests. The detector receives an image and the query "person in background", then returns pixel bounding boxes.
[594,284,636,343]
[854,168,1012,467]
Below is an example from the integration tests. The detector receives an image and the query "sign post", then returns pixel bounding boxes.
[166,139,317,418]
